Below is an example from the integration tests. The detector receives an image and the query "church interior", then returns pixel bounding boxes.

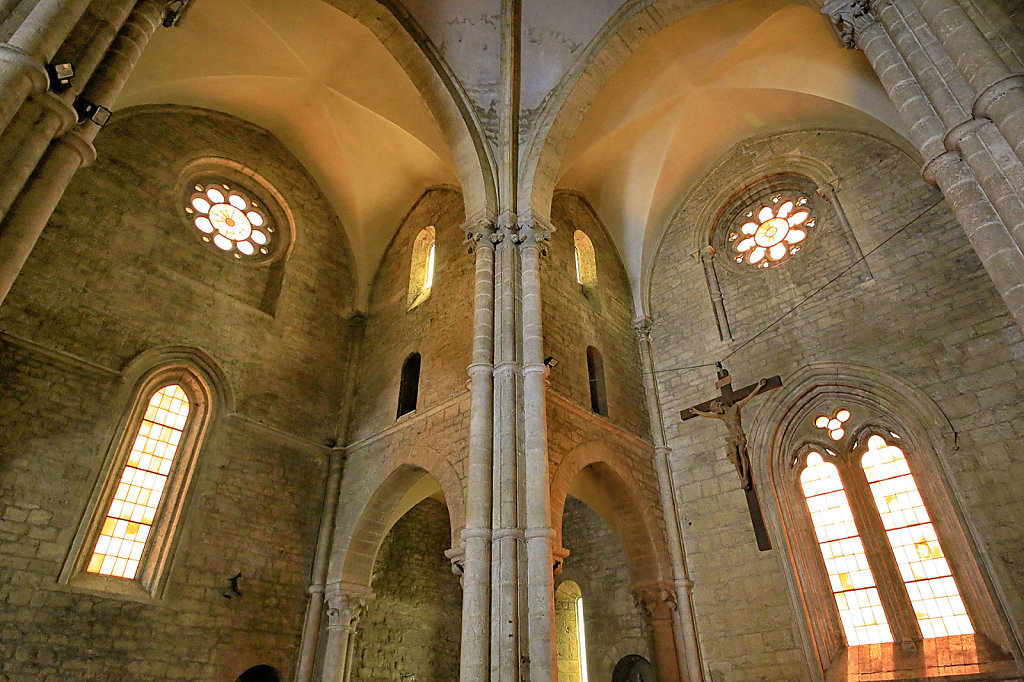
[2,0,1024,680]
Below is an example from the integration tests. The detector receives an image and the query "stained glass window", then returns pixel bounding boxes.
[185,180,275,260]
[861,435,973,638]
[729,193,814,268]
[801,451,893,645]
[87,385,190,579]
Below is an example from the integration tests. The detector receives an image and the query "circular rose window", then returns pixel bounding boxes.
[184,180,275,260]
[727,193,815,268]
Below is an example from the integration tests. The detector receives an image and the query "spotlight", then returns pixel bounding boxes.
[543,356,559,368]
[73,100,112,127]
[46,62,74,92]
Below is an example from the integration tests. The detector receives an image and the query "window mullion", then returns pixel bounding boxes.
[837,455,922,645]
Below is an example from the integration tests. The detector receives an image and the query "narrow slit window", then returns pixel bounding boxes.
[407,226,436,309]
[861,435,973,638]
[586,346,607,416]
[573,230,597,288]
[87,384,190,579]
[800,451,892,645]
[397,353,421,418]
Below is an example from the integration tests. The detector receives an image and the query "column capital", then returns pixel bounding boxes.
[552,546,570,576]
[162,0,198,28]
[324,582,373,631]
[633,316,654,343]
[633,581,678,621]
[822,0,875,49]
[462,209,496,252]
[444,546,466,578]
[516,209,555,249]
[699,244,717,262]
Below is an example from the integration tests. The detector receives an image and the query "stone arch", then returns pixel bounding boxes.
[747,361,1018,671]
[550,440,671,585]
[118,344,235,417]
[330,451,465,589]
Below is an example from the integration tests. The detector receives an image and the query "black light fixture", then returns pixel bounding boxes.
[46,62,74,92]
[221,572,242,599]
[73,99,112,127]
[543,356,559,368]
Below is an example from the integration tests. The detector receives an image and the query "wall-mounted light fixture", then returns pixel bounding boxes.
[543,356,559,368]
[73,100,111,127]
[221,572,242,599]
[46,62,74,92]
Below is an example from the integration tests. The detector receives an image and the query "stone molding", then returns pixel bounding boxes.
[823,0,876,49]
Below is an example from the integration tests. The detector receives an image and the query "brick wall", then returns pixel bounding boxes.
[350,498,462,682]
[649,129,1024,681]
[0,106,355,680]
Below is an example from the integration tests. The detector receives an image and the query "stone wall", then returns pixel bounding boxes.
[558,496,652,681]
[0,106,354,680]
[348,187,471,442]
[649,129,1024,681]
[351,498,462,682]
[545,191,651,440]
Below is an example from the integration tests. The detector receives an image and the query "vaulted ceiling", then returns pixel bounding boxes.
[116,0,908,309]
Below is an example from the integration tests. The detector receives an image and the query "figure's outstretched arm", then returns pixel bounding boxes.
[690,406,724,420]
[737,378,768,409]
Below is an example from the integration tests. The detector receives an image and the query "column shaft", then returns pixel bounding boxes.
[913,0,1024,165]
[850,12,1024,328]
[636,318,703,682]
[0,0,163,306]
[521,232,556,682]
[462,217,496,682]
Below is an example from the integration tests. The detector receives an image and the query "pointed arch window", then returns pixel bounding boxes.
[408,226,436,309]
[61,365,214,599]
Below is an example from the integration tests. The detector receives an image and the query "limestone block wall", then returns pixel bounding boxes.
[649,129,1024,681]
[0,107,355,679]
[558,497,652,681]
[545,191,651,440]
[347,187,472,442]
[350,498,461,682]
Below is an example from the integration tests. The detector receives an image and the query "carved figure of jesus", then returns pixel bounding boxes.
[690,378,767,490]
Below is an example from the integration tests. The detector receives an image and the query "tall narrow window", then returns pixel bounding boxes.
[88,385,190,579]
[573,230,597,289]
[397,352,421,418]
[407,226,436,309]
[555,581,589,682]
[861,435,972,638]
[800,451,892,645]
[61,364,214,598]
[586,346,607,416]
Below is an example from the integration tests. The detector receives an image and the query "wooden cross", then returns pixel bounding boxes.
[680,364,781,551]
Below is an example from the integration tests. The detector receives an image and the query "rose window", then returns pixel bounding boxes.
[728,194,815,267]
[185,180,275,259]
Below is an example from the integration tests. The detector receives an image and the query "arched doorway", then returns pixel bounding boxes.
[612,654,655,682]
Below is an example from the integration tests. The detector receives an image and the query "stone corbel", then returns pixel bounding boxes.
[552,546,570,576]
[822,0,875,49]
[633,581,679,622]
[324,582,373,633]
[444,546,466,587]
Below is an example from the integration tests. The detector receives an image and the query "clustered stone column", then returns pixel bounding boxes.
[635,316,705,682]
[0,0,183,307]
[823,0,1024,330]
[699,246,731,342]
[322,583,373,682]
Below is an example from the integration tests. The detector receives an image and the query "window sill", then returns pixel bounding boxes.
[825,634,1019,681]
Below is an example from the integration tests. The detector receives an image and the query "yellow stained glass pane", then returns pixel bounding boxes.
[801,452,893,645]
[861,436,973,638]
[87,385,189,579]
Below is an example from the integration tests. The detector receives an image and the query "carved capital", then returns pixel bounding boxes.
[462,210,496,253]
[822,0,874,49]
[633,316,653,343]
[444,546,466,578]
[324,583,372,631]
[162,0,197,28]
[516,210,555,250]
[634,582,678,621]
[552,546,570,576]
[699,245,716,263]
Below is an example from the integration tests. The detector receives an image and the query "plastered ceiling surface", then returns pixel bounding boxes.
[555,1,910,308]
[117,0,458,302]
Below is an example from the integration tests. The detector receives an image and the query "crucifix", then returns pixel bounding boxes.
[681,363,781,551]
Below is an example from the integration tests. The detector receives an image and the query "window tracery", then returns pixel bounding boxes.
[727,192,815,268]
[185,180,276,260]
